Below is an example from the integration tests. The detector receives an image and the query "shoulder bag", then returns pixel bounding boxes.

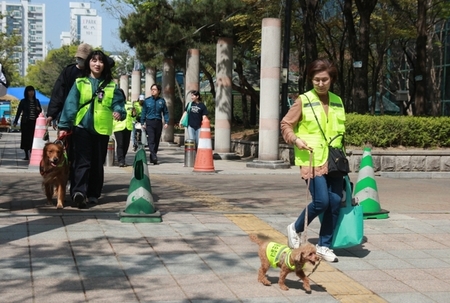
[331,175,364,248]
[303,94,350,177]
[180,102,192,128]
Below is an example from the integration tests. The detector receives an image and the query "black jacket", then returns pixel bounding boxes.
[13,98,42,124]
[47,63,83,120]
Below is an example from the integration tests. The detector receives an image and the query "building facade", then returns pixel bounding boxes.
[0,0,45,77]
[68,2,102,48]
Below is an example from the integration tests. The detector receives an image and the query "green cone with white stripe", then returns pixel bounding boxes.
[354,147,389,219]
[119,149,162,223]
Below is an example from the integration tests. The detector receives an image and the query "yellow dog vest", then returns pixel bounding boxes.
[266,242,295,270]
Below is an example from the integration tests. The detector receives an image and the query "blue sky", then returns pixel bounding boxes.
[12,0,131,52]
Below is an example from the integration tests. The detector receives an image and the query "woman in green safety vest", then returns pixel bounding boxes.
[113,89,134,167]
[58,50,126,209]
[281,59,346,263]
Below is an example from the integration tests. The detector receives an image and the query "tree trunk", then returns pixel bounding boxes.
[415,0,427,115]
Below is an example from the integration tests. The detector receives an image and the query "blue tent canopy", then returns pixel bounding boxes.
[7,87,50,106]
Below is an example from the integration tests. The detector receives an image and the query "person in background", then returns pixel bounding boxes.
[113,89,133,167]
[141,84,169,165]
[179,90,208,149]
[46,43,93,128]
[132,94,146,151]
[281,58,346,263]
[13,86,42,160]
[58,50,126,209]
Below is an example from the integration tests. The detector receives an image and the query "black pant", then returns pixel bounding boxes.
[114,129,131,164]
[145,119,163,162]
[70,127,109,199]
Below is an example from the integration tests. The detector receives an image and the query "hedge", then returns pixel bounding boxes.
[345,114,450,148]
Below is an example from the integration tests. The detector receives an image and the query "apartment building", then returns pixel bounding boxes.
[68,2,102,48]
[0,0,45,76]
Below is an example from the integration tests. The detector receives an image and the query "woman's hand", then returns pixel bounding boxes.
[295,137,313,151]
[112,112,121,121]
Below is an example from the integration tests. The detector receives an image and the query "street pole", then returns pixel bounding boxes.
[281,0,292,118]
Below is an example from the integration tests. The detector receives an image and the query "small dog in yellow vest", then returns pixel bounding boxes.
[249,234,319,292]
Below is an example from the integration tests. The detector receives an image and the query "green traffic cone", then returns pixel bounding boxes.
[354,147,389,219]
[119,149,162,223]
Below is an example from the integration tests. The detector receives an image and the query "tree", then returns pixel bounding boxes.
[0,20,23,87]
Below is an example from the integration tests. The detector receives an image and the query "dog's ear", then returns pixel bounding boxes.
[293,249,304,264]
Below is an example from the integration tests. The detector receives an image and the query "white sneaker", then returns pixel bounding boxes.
[316,245,338,262]
[287,223,301,248]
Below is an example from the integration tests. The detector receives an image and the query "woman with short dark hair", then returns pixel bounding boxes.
[13,86,42,160]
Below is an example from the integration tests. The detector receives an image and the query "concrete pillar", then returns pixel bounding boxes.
[185,49,200,95]
[119,75,129,100]
[145,67,156,98]
[184,49,200,141]
[131,70,141,102]
[247,18,289,169]
[214,37,234,156]
[161,58,175,144]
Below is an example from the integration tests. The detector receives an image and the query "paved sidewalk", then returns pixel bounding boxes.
[1,131,450,302]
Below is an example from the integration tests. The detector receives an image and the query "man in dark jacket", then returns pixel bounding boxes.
[46,43,93,127]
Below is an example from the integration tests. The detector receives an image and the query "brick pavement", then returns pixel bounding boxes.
[1,131,450,302]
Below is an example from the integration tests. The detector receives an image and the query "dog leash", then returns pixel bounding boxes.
[301,151,313,244]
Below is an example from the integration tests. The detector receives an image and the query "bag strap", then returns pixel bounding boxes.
[302,94,329,143]
[79,80,109,110]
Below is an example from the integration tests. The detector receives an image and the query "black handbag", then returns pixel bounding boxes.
[327,135,350,177]
[303,94,350,177]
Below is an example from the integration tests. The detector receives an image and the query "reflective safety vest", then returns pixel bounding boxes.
[113,100,133,132]
[294,90,346,167]
[266,242,295,270]
[74,78,115,135]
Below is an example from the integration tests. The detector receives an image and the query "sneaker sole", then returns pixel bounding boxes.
[317,253,338,262]
[74,194,86,209]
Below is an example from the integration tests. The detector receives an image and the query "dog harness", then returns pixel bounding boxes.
[266,242,295,270]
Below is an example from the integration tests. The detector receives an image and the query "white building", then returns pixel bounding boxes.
[68,2,102,48]
[0,0,46,76]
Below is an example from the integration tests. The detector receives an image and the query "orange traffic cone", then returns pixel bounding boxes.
[28,112,48,171]
[193,117,215,173]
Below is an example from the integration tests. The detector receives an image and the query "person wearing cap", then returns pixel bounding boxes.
[46,43,93,127]
[141,84,169,165]
[113,89,134,167]
[179,90,208,149]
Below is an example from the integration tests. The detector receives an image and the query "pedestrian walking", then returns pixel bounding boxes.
[57,50,126,208]
[281,58,346,263]
[141,84,169,165]
[13,86,42,160]
[179,90,208,149]
[113,89,133,167]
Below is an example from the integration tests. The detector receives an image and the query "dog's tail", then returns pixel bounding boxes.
[249,233,264,245]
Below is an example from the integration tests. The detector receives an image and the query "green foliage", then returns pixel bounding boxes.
[345,114,450,148]
[0,25,22,86]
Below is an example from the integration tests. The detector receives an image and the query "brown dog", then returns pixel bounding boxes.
[40,142,69,209]
[249,234,319,292]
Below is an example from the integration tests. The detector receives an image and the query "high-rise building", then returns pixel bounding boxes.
[68,2,102,48]
[0,0,46,76]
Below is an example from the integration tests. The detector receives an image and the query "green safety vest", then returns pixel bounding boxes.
[74,78,115,135]
[266,242,295,270]
[294,90,346,167]
[113,100,133,132]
